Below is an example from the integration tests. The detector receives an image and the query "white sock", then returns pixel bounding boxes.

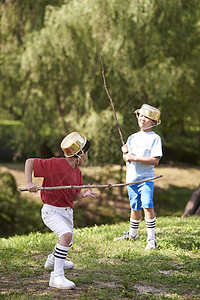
[145,217,156,240]
[129,218,141,237]
[53,244,69,272]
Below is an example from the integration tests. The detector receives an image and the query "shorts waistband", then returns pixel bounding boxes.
[43,203,72,211]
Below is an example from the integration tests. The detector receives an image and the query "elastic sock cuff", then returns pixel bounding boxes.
[130,218,141,223]
[145,216,156,222]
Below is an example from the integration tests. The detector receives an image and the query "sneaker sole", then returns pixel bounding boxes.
[145,248,157,251]
[45,266,74,270]
[113,235,139,242]
[145,246,157,251]
[49,282,75,289]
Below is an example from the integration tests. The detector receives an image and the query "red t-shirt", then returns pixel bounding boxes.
[34,157,83,208]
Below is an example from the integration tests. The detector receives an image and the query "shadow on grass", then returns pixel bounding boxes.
[1,238,199,299]
[159,231,200,251]
[154,185,194,217]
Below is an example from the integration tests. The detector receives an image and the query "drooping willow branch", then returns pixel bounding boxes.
[100,56,125,145]
[19,175,163,191]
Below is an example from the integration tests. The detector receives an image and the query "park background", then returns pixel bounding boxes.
[0,1,200,299]
[0,0,200,237]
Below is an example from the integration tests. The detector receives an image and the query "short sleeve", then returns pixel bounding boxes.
[151,136,163,158]
[34,158,50,178]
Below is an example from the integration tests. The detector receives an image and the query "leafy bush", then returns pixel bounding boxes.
[0,171,48,237]
[0,121,22,161]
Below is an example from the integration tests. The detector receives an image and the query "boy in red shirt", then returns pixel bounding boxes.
[25,132,96,289]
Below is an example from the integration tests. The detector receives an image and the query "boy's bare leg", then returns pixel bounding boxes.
[143,208,155,219]
[130,209,142,220]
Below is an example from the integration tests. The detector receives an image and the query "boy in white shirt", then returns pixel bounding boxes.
[114,104,162,250]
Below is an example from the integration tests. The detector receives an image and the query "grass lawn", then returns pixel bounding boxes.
[0,216,199,299]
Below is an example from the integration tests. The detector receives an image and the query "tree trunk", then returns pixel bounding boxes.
[182,185,200,217]
[194,205,200,216]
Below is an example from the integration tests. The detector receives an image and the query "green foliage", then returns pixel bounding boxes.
[0,0,200,162]
[0,172,20,230]
[0,121,22,160]
[0,171,47,237]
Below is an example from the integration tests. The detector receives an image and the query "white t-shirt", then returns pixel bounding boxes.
[126,131,163,182]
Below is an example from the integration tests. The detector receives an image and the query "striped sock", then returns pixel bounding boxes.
[145,217,156,240]
[129,218,141,237]
[53,244,69,271]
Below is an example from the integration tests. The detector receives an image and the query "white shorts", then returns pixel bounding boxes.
[41,204,74,244]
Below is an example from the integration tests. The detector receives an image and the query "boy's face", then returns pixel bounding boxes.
[138,114,156,131]
[78,151,88,166]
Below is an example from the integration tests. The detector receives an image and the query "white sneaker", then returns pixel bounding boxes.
[49,268,75,289]
[44,254,74,270]
[145,238,157,250]
[113,231,139,241]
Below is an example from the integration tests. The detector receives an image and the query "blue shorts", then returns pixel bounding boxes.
[127,181,154,211]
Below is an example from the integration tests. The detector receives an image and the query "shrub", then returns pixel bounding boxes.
[0,171,47,237]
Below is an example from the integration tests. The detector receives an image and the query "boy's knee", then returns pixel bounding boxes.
[60,232,72,246]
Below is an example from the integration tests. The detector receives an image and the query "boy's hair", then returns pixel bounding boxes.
[73,140,90,158]
[82,139,90,152]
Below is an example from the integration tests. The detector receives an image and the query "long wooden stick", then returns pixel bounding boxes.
[19,175,163,191]
[100,56,125,145]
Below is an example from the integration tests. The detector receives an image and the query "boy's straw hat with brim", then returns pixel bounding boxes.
[61,132,87,157]
[135,104,161,125]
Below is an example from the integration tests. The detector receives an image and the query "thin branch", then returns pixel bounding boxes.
[19,175,163,191]
[100,56,125,145]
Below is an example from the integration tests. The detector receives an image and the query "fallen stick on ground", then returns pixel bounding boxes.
[19,175,163,191]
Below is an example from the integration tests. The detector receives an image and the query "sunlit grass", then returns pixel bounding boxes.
[0,216,199,299]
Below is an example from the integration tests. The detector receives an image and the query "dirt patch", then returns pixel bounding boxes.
[134,283,166,294]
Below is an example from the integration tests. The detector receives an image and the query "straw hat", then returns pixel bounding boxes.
[135,104,161,125]
[61,132,87,157]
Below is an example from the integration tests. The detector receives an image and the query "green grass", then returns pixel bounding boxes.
[0,216,199,299]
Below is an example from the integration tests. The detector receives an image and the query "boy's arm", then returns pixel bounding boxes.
[25,158,38,192]
[73,188,97,201]
[123,154,160,166]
